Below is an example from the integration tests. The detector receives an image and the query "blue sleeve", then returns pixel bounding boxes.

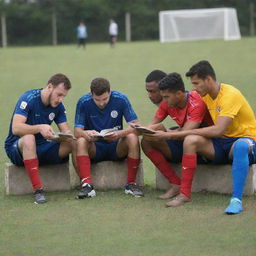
[75,98,86,129]
[54,103,67,124]
[122,95,138,123]
[14,93,31,118]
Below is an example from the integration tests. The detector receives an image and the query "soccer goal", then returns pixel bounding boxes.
[159,8,241,43]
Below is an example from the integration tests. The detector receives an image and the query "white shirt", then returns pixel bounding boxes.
[109,22,118,36]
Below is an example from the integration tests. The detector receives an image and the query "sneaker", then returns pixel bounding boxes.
[76,183,96,199]
[158,184,180,199]
[165,193,191,207]
[125,183,144,197]
[34,189,47,204]
[225,198,243,215]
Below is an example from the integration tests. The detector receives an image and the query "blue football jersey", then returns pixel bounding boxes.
[75,90,137,132]
[5,89,67,148]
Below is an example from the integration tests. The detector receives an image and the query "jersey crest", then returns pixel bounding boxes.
[49,112,55,121]
[110,110,118,118]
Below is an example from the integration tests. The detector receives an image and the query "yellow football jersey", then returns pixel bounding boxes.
[202,83,256,140]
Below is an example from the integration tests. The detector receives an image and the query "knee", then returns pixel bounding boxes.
[141,137,152,152]
[233,140,250,155]
[77,137,87,147]
[183,135,202,148]
[20,134,36,148]
[125,133,140,147]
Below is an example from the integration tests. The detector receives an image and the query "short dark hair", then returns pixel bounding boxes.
[90,77,110,95]
[47,73,71,90]
[158,72,185,92]
[186,60,216,80]
[145,70,167,83]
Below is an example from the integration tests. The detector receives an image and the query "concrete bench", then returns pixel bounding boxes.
[156,164,256,195]
[5,160,144,195]
[5,162,70,195]
[70,160,144,190]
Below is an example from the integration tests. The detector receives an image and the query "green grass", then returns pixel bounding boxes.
[1,39,256,256]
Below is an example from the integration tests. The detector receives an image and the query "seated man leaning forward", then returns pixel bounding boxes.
[74,77,143,199]
[4,73,76,204]
[142,72,213,200]
[145,69,167,106]
[146,60,256,215]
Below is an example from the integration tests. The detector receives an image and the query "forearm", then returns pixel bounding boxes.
[74,127,85,138]
[120,127,134,137]
[165,125,224,139]
[150,117,162,126]
[12,123,42,136]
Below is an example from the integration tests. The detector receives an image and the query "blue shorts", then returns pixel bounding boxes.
[5,139,69,166]
[93,141,125,163]
[166,139,212,164]
[166,139,184,163]
[211,137,256,164]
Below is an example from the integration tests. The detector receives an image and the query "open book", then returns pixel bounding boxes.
[130,124,156,134]
[91,128,118,139]
[49,132,76,141]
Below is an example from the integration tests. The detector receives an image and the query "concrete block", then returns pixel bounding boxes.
[5,162,70,195]
[70,160,144,190]
[156,164,256,195]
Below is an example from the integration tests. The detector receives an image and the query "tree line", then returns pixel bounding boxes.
[0,0,255,46]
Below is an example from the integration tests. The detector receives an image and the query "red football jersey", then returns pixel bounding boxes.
[155,91,213,127]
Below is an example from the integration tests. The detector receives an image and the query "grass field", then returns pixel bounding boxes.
[1,39,256,256]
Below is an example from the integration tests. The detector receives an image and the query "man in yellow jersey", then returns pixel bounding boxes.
[143,60,256,214]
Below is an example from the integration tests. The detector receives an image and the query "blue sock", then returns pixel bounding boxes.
[231,140,250,200]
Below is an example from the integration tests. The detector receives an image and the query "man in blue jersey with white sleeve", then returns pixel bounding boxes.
[74,77,143,198]
[5,73,76,204]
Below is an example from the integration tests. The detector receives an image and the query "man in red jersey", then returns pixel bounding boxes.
[142,72,212,200]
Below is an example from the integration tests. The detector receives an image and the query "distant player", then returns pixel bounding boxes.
[109,19,118,48]
[5,74,75,204]
[74,77,143,198]
[77,21,87,48]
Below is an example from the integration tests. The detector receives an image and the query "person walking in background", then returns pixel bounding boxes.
[109,19,118,48]
[77,21,87,49]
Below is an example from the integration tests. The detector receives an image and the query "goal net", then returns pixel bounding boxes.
[159,8,241,43]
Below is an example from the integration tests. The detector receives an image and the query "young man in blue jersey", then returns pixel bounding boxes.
[74,77,143,198]
[5,73,75,204]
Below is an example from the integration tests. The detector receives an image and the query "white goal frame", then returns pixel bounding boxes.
[159,8,241,43]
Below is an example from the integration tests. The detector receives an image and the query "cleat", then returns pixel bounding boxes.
[125,183,144,197]
[76,183,96,199]
[225,198,243,215]
[165,193,191,207]
[34,189,47,204]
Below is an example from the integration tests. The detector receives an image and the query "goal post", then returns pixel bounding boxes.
[159,8,241,43]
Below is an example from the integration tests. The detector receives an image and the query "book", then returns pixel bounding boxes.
[49,132,76,141]
[91,128,118,139]
[130,124,156,134]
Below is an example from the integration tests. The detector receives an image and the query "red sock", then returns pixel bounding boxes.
[181,154,197,198]
[127,157,140,184]
[76,155,92,185]
[146,150,180,185]
[23,158,42,191]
